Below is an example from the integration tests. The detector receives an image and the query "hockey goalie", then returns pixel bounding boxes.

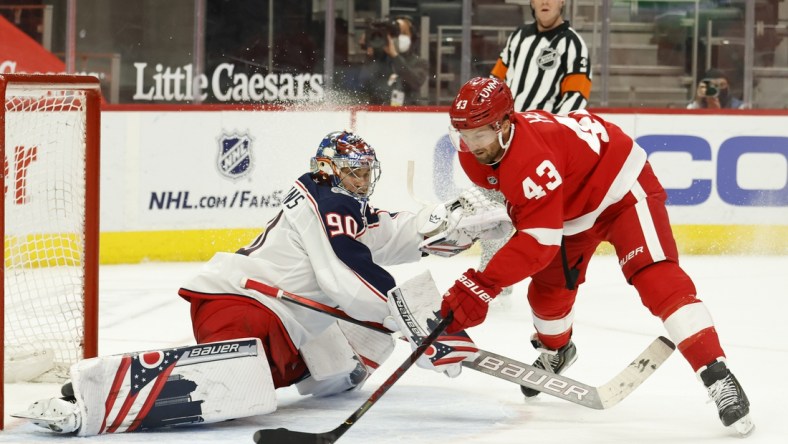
[13,130,512,435]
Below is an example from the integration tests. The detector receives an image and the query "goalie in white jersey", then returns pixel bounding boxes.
[179,130,428,393]
[14,130,511,436]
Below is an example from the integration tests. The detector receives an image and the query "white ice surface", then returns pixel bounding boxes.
[3,254,787,443]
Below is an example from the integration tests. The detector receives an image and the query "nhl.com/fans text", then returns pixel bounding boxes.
[149,190,285,210]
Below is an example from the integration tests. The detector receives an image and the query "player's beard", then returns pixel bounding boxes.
[473,145,504,165]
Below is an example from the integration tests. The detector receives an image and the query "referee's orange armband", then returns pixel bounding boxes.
[560,73,592,99]
[490,59,507,80]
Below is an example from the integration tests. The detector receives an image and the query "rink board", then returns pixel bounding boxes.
[93,109,787,262]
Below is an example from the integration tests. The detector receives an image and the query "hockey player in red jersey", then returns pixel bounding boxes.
[439,77,753,436]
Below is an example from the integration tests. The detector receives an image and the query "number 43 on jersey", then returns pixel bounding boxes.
[520,112,610,200]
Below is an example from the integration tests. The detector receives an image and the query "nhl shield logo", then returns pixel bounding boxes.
[217,133,253,180]
[537,47,559,70]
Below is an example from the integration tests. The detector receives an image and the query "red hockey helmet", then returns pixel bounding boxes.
[449,77,514,130]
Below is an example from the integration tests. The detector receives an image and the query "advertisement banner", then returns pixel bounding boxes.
[354,111,788,225]
[101,110,350,232]
[98,108,787,261]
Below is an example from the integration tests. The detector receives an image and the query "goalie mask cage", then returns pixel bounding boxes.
[0,74,100,429]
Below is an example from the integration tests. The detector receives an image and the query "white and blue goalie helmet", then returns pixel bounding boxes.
[310,131,382,201]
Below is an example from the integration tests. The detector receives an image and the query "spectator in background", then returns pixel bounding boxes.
[687,68,746,109]
[482,0,592,303]
[358,16,428,106]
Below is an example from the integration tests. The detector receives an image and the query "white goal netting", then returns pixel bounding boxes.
[3,83,96,382]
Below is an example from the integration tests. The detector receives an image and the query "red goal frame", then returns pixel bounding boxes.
[0,74,100,430]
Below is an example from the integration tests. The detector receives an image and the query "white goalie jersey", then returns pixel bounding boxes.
[178,173,425,349]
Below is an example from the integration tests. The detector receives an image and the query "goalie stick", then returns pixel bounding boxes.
[252,312,452,444]
[242,278,676,410]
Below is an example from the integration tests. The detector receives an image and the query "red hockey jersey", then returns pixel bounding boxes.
[458,109,647,287]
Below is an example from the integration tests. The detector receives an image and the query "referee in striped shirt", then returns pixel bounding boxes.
[490,0,591,114]
[480,1,592,306]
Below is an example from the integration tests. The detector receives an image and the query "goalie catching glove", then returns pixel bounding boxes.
[416,187,513,257]
[384,271,479,377]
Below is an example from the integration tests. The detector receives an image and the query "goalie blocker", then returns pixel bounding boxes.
[13,339,276,436]
[384,271,480,377]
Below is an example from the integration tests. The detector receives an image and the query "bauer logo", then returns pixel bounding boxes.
[217,133,253,180]
[477,355,590,400]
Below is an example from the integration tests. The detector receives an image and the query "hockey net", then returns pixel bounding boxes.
[1,74,100,429]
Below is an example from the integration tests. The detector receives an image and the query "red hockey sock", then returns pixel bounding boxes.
[677,327,726,372]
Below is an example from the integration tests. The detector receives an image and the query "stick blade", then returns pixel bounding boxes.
[463,336,675,410]
[597,335,676,409]
[463,349,604,409]
[253,427,338,444]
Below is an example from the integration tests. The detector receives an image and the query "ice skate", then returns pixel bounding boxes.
[699,360,754,436]
[346,359,372,391]
[11,397,81,433]
[521,335,577,398]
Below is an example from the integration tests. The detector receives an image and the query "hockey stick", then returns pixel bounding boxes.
[243,278,675,410]
[252,312,453,444]
[465,339,675,409]
[243,278,391,335]
[406,160,431,205]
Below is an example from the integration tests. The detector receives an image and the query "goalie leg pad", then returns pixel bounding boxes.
[337,319,395,372]
[299,322,359,381]
[296,320,395,397]
[67,338,275,436]
[294,366,367,398]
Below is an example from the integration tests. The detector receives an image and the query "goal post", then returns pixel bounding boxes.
[0,74,100,429]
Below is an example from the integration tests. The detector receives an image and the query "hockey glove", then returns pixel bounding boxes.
[418,326,479,378]
[418,226,475,258]
[416,201,473,257]
[440,269,501,333]
[453,187,513,241]
[416,188,512,257]
[384,271,479,377]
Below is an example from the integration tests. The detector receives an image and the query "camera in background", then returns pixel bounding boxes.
[701,79,719,98]
[364,18,400,50]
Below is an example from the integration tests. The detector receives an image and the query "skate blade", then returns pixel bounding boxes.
[731,413,755,437]
[10,411,45,420]
[10,411,79,433]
